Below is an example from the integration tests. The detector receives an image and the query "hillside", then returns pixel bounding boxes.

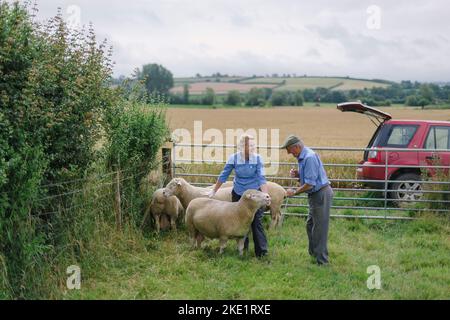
[171,76,392,95]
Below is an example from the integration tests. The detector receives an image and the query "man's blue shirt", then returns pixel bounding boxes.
[218,152,267,195]
[297,147,329,194]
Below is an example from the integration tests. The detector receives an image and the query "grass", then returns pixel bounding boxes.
[171,76,392,94]
[64,214,450,299]
[240,76,390,91]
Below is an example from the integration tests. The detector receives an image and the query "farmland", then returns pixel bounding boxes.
[241,76,391,91]
[170,82,277,95]
[170,76,391,95]
[166,105,450,149]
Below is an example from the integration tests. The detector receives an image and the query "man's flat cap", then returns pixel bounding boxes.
[280,135,300,149]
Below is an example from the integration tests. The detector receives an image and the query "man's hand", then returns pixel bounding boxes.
[286,188,297,197]
[289,168,299,178]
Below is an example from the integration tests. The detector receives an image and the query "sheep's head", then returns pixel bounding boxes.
[243,190,271,207]
[163,178,184,197]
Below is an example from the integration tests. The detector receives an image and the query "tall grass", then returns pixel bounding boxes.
[64,214,450,299]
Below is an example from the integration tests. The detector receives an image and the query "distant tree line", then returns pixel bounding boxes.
[167,80,450,108]
[112,68,450,108]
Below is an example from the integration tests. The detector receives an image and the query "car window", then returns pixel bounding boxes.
[425,126,450,149]
[385,125,418,147]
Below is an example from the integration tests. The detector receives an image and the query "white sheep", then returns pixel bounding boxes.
[185,189,271,255]
[163,178,231,209]
[207,181,287,228]
[141,188,185,232]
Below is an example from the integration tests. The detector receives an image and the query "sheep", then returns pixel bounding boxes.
[185,189,271,255]
[163,178,231,209]
[208,181,287,228]
[141,188,185,232]
[164,178,286,228]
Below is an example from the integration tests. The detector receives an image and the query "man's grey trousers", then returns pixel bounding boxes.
[306,185,333,265]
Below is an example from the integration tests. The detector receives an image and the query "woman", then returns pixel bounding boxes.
[209,134,269,257]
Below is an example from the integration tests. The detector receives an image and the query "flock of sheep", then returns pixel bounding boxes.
[141,177,287,255]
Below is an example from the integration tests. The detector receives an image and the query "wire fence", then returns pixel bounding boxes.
[171,143,450,220]
[31,168,150,219]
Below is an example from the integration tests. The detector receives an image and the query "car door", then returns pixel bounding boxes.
[420,125,450,176]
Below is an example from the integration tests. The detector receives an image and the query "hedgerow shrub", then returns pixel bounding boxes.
[0,2,167,298]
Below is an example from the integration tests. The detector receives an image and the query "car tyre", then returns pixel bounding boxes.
[390,173,423,207]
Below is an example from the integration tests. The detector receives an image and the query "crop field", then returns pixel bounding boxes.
[171,76,391,95]
[171,76,392,95]
[166,105,450,150]
[170,82,278,95]
[241,77,391,91]
[174,76,245,86]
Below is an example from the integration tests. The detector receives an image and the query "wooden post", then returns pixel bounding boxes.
[162,141,173,185]
[114,169,122,230]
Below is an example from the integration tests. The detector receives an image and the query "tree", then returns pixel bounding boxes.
[202,88,216,105]
[419,84,433,108]
[137,63,174,96]
[225,90,242,106]
[183,84,190,104]
[270,91,288,106]
[293,90,304,106]
[246,88,266,106]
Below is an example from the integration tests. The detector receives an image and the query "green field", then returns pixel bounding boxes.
[172,76,392,94]
[241,77,391,91]
[174,77,389,95]
[65,214,450,299]
[174,76,244,86]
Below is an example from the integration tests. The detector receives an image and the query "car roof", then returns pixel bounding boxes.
[386,119,450,125]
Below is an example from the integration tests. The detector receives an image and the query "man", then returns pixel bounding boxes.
[281,135,333,265]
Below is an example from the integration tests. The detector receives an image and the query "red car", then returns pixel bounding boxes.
[337,102,450,203]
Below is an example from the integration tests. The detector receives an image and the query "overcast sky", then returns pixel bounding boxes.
[28,0,450,81]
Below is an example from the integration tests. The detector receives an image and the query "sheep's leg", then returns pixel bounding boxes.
[269,207,277,229]
[277,209,284,228]
[236,238,246,256]
[170,216,177,232]
[195,233,204,248]
[190,235,197,249]
[219,237,228,254]
[154,214,161,233]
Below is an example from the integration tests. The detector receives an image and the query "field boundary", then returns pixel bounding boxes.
[168,143,450,220]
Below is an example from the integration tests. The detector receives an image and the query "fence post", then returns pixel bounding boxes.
[384,150,389,218]
[162,141,174,185]
[114,168,122,230]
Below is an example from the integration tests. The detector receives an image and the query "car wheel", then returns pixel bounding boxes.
[390,173,423,207]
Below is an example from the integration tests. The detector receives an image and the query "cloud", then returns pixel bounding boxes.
[31,0,450,81]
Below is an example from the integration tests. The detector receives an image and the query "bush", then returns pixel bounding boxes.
[202,87,216,105]
[105,94,168,223]
[270,91,289,106]
[246,88,266,106]
[0,2,163,298]
[225,90,241,106]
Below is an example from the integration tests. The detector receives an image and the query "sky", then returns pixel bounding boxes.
[24,0,450,82]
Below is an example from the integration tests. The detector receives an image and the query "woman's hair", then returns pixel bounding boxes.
[237,134,256,155]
